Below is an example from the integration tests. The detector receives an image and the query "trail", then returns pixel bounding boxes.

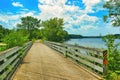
[12,42,99,80]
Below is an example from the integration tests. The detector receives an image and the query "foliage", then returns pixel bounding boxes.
[102,34,120,80]
[41,17,69,42]
[17,16,41,40]
[32,29,42,39]
[2,31,29,48]
[0,25,10,41]
[69,34,82,39]
[0,46,6,51]
[103,0,120,27]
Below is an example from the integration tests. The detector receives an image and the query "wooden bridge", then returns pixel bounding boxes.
[0,41,107,80]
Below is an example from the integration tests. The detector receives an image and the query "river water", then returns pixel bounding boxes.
[64,38,120,49]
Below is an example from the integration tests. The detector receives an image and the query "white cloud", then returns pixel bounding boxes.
[21,12,34,17]
[0,14,20,23]
[80,25,97,30]
[21,8,29,11]
[37,0,107,36]
[37,0,98,27]
[0,0,117,36]
[82,0,103,13]
[77,14,98,22]
[0,11,36,28]
[12,2,23,7]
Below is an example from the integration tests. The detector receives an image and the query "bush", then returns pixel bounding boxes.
[2,31,29,48]
[102,34,120,80]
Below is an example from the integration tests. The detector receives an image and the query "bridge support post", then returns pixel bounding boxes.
[103,50,108,76]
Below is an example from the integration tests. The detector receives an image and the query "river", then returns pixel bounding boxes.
[64,38,120,49]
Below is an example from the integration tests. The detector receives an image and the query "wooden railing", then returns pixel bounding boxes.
[44,41,107,76]
[0,41,33,80]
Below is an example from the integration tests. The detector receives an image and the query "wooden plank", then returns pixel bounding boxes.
[0,47,19,61]
[65,46,103,64]
[47,41,103,56]
[45,41,104,73]
[11,58,20,68]
[0,53,19,72]
[67,53,103,73]
[4,47,20,58]
[47,43,103,64]
[51,45,67,54]
[0,69,10,80]
[0,41,32,80]
[68,46,103,57]
[0,54,5,61]
[0,58,20,80]
[74,51,103,64]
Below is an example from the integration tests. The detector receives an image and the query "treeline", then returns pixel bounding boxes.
[68,34,120,39]
[68,34,82,38]
[0,16,69,49]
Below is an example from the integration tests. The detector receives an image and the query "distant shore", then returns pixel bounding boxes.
[68,34,120,39]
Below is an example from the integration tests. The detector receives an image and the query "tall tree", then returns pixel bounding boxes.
[41,17,69,42]
[17,16,41,39]
[103,0,120,26]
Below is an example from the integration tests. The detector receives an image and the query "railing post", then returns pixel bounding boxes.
[103,50,108,76]
[64,46,68,58]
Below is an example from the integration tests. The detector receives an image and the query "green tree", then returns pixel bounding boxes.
[41,17,69,42]
[103,0,120,26]
[3,31,29,48]
[17,16,41,39]
[0,25,10,41]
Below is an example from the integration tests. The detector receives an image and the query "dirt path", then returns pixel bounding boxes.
[12,42,99,80]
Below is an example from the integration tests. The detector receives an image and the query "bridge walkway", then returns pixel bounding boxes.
[12,42,99,80]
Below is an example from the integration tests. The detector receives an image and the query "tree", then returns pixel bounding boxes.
[102,34,120,80]
[0,25,10,41]
[41,17,69,42]
[3,31,29,48]
[103,0,120,26]
[17,16,41,39]
[103,1,120,79]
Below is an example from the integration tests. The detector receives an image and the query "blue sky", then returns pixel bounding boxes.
[0,0,120,36]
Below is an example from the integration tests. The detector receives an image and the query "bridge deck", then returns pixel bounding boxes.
[12,42,99,80]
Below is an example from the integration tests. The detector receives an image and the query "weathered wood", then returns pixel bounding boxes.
[12,42,101,80]
[103,50,108,75]
[0,47,20,61]
[44,41,106,76]
[0,41,33,80]
[67,53,103,73]
[74,51,103,64]
[0,53,19,72]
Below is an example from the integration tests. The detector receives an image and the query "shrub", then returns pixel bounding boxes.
[102,34,120,80]
[3,31,29,48]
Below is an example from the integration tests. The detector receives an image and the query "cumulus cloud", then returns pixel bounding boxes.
[0,14,19,23]
[38,0,98,27]
[12,2,23,7]
[80,25,97,30]
[83,0,101,13]
[0,11,35,28]
[0,0,118,35]
[21,12,34,17]
[37,0,113,35]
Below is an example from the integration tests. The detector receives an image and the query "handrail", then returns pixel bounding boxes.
[0,41,33,80]
[44,41,107,77]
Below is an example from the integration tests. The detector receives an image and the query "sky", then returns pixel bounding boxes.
[0,0,120,36]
